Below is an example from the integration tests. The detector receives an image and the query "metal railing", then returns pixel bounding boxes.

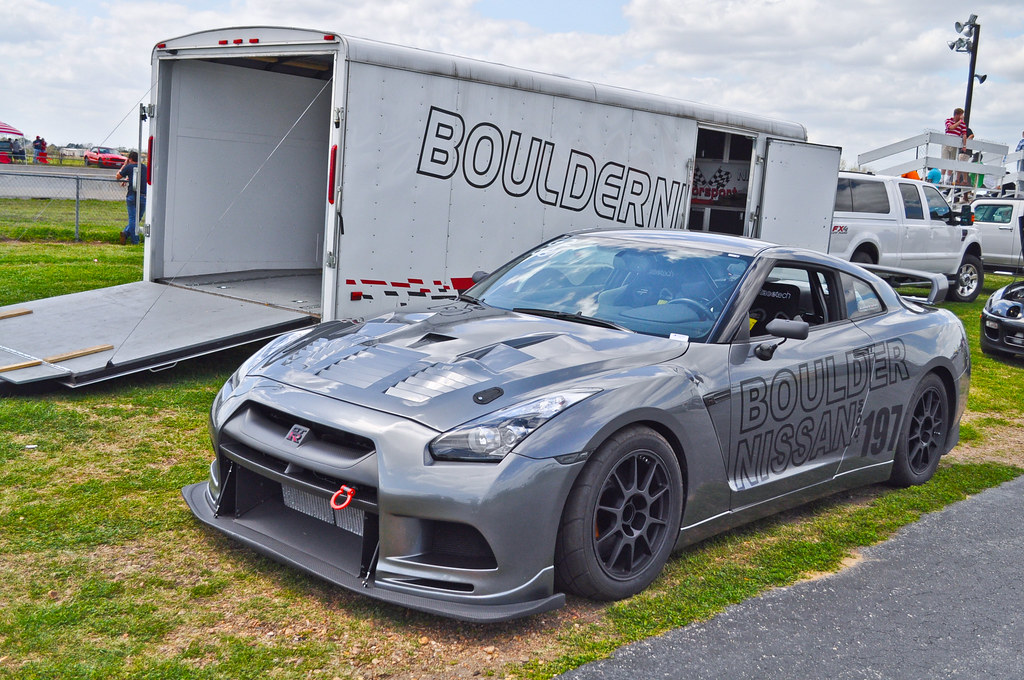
[856,131,1011,203]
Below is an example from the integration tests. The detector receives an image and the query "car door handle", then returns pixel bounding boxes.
[998,226,1013,230]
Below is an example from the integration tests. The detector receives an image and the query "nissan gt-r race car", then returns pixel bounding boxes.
[182,229,969,622]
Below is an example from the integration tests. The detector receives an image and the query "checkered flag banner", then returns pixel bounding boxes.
[708,168,731,189]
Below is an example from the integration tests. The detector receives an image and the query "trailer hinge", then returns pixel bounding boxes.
[326,251,337,268]
[333,107,344,129]
[756,155,765,165]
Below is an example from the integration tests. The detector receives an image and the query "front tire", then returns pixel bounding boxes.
[946,254,983,302]
[555,426,683,600]
[889,374,948,487]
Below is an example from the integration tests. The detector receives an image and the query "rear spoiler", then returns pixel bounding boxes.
[859,264,948,305]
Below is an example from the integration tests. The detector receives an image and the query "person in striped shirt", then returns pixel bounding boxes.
[943,108,967,184]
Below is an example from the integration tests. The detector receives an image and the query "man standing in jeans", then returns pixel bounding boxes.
[116,151,147,245]
[942,108,967,184]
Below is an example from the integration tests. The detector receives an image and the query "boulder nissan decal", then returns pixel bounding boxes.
[417,106,687,229]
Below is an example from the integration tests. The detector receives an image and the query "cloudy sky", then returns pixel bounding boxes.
[2,0,1022,168]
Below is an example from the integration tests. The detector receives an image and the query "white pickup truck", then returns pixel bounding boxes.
[828,171,983,302]
[971,196,1024,273]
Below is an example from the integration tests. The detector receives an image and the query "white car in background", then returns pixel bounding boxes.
[971,197,1024,272]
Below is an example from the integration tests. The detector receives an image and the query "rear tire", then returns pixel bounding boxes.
[554,426,683,601]
[851,251,874,265]
[888,374,948,487]
[946,254,983,302]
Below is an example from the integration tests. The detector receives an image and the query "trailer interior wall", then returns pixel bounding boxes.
[151,58,330,291]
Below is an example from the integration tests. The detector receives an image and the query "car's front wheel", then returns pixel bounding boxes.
[555,426,683,600]
[888,373,948,487]
[946,254,983,302]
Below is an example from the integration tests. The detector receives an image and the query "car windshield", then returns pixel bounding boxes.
[472,234,752,341]
[95,148,116,154]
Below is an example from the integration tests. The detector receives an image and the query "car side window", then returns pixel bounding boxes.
[748,265,840,337]
[974,204,1013,224]
[835,177,890,214]
[841,272,885,319]
[898,183,924,220]
[922,185,952,221]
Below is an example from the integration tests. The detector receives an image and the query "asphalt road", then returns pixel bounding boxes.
[560,475,1024,680]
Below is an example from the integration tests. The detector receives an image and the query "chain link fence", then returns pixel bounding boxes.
[0,170,128,242]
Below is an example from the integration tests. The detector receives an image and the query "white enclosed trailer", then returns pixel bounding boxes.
[0,26,839,388]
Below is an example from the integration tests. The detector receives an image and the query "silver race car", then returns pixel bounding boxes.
[183,229,969,622]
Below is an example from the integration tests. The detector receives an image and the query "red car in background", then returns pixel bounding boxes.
[84,146,127,168]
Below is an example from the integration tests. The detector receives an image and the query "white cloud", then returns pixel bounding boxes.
[1,0,1022,165]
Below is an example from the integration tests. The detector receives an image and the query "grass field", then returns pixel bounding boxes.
[1,198,126,244]
[1,234,1022,679]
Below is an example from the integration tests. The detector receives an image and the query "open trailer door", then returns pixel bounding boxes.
[755,139,841,252]
[0,283,315,388]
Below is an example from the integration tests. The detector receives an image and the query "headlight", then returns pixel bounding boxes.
[429,389,599,462]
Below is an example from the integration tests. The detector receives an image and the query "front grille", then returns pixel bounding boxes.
[282,484,365,535]
[253,403,374,456]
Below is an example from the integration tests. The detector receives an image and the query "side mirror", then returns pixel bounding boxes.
[754,318,809,361]
[959,204,972,226]
[471,270,489,283]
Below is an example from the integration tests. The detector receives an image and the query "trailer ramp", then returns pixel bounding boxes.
[0,282,315,388]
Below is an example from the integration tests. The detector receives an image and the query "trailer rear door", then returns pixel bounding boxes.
[0,283,315,387]
[756,139,841,252]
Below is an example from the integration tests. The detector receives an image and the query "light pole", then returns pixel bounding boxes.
[948,14,985,128]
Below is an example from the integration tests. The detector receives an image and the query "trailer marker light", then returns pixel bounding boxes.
[218,40,228,45]
[146,136,153,185]
[324,34,336,40]
[233,39,243,44]
[249,38,259,44]
[156,43,166,48]
[328,144,338,204]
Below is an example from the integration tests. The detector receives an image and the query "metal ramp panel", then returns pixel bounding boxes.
[0,282,316,387]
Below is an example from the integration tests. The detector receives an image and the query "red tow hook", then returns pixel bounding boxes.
[330,485,356,510]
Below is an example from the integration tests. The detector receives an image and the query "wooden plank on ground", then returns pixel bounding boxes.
[0,308,32,321]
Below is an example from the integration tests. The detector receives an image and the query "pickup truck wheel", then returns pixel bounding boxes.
[946,254,983,303]
[851,251,873,265]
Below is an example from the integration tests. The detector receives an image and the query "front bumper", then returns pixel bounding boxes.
[980,309,1024,357]
[182,482,563,622]
[183,381,582,622]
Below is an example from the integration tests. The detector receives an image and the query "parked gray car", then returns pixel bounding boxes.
[183,229,969,622]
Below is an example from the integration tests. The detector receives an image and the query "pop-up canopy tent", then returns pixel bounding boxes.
[0,120,24,136]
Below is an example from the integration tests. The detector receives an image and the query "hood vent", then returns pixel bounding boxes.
[384,363,485,403]
[408,332,457,349]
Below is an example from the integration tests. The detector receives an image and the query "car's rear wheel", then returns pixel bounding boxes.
[888,373,948,487]
[946,254,983,302]
[555,426,683,600]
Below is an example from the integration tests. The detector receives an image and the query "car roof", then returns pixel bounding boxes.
[572,228,773,257]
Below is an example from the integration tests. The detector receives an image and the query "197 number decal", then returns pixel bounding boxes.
[860,405,904,457]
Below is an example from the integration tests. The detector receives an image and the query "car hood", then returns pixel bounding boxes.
[253,305,689,431]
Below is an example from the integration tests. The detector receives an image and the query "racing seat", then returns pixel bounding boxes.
[749,281,801,336]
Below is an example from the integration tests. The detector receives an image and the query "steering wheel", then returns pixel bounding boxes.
[668,297,713,321]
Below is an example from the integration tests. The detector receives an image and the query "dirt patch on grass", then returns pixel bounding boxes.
[946,413,1024,467]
